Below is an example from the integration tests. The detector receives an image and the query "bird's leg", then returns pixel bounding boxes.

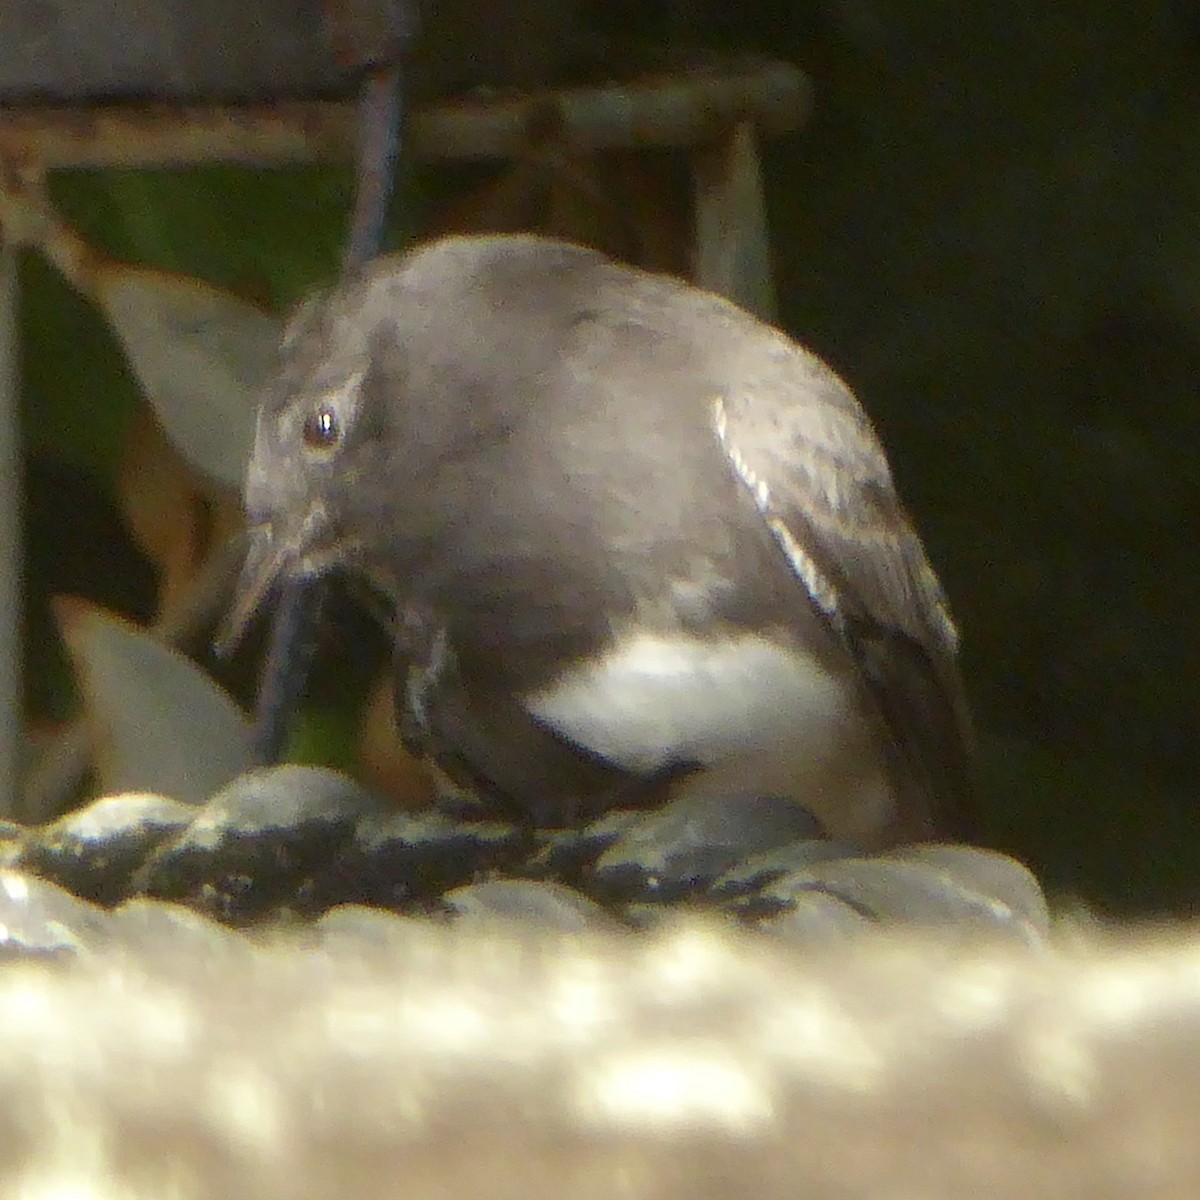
[248,576,325,766]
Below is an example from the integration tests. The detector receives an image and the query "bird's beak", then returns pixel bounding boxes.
[215,495,342,657]
[214,524,294,657]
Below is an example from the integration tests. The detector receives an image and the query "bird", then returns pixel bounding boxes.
[224,233,974,847]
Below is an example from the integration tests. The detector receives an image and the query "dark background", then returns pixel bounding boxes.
[10,1,1198,913]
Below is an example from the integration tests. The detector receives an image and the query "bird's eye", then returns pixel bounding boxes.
[302,405,340,450]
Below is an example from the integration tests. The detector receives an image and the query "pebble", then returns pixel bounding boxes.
[0,766,1048,941]
[588,791,827,904]
[131,765,389,922]
[18,792,195,907]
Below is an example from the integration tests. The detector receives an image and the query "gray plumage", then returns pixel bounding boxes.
[227,234,973,844]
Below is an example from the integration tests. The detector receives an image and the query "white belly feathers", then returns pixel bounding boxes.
[524,630,896,842]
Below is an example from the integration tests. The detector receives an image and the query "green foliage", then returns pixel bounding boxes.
[285,705,363,776]
[20,251,138,479]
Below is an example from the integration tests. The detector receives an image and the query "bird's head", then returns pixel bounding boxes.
[218,271,397,652]
[218,235,572,652]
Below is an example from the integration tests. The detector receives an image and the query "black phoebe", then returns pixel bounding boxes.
[225,234,973,845]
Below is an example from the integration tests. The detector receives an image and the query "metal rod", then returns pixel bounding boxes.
[343,63,403,270]
[249,55,407,767]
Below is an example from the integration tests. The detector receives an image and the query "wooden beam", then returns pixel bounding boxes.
[692,120,777,321]
[0,61,809,170]
[0,232,20,819]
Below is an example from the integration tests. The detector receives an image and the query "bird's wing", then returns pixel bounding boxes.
[712,350,975,841]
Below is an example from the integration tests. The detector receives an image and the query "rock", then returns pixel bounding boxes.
[317,809,529,912]
[525,809,645,884]
[442,879,620,932]
[755,845,1050,943]
[712,838,864,899]
[1,766,1049,947]
[19,792,195,906]
[312,903,426,950]
[886,844,1051,935]
[132,766,389,923]
[589,792,828,904]
[755,889,875,943]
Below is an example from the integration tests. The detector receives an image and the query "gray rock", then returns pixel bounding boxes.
[3,767,1048,947]
[525,808,645,884]
[712,838,864,898]
[19,792,195,906]
[886,844,1051,936]
[312,903,426,950]
[442,879,620,932]
[319,809,529,912]
[756,888,875,943]
[132,766,389,923]
[758,845,1050,943]
[590,792,827,903]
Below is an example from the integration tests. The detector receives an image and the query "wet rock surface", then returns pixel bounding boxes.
[127,766,389,922]
[0,765,1049,956]
[587,791,829,905]
[442,878,620,931]
[17,792,196,907]
[320,808,531,914]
